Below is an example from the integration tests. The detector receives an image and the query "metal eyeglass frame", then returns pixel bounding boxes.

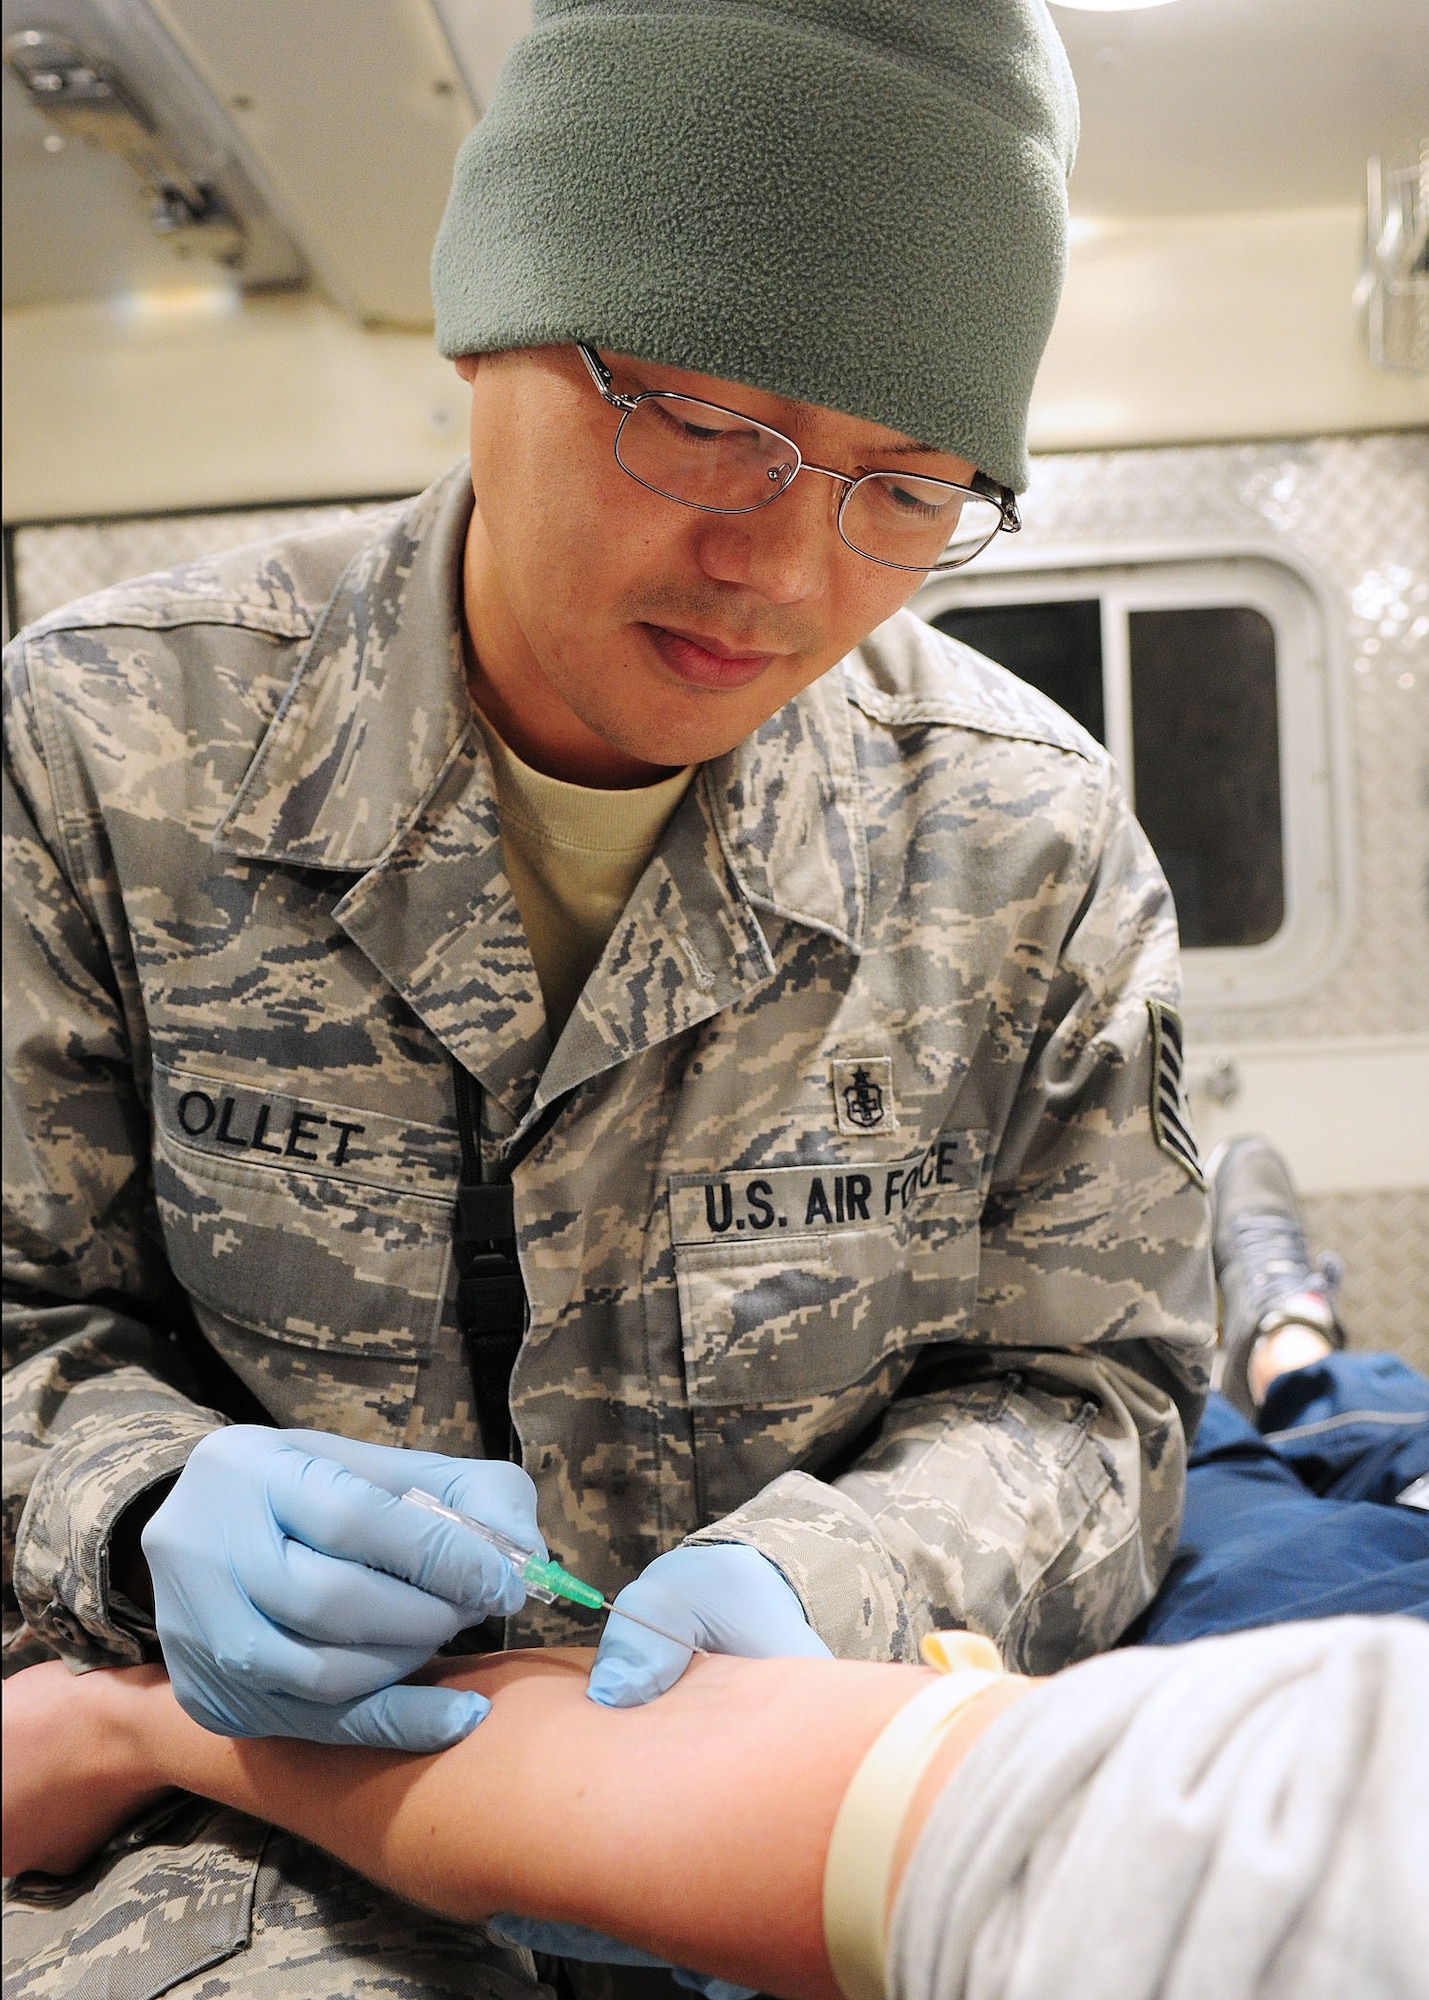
[575,344,1020,574]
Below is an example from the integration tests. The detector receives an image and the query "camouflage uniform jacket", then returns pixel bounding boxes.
[3,465,1214,1680]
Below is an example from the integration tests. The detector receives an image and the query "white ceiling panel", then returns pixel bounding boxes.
[430,0,531,112]
[1,0,304,307]
[146,0,477,324]
[1053,0,1426,216]
[3,66,213,304]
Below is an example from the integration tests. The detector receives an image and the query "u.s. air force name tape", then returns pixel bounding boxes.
[669,1132,986,1246]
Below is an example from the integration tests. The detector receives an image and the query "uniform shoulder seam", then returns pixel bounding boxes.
[12,502,407,644]
[26,596,313,642]
[847,677,1099,760]
[843,613,1105,765]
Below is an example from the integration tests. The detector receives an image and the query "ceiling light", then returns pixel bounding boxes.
[110,283,242,327]
[1049,1,1181,12]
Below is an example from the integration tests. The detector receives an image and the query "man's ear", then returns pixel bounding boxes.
[454,354,480,383]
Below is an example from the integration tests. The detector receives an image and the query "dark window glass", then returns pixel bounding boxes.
[1129,607,1284,949]
[930,600,1105,743]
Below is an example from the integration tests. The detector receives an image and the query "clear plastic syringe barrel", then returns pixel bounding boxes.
[400,1487,603,1608]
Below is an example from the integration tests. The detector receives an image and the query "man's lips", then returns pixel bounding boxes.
[643,622,786,691]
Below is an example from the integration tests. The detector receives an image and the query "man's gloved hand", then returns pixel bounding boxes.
[142,1426,543,1751]
[586,1542,831,1708]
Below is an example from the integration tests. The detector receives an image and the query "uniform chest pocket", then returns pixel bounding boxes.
[152,1070,456,1359]
[670,1136,988,1407]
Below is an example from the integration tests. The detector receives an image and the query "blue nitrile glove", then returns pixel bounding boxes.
[142,1426,544,1750]
[586,1542,831,1708]
[488,1914,755,2000]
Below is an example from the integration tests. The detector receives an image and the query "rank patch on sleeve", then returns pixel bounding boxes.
[1147,1000,1205,1188]
[831,1056,897,1135]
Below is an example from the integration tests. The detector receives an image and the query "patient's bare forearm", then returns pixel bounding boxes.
[41,1650,921,1998]
[6,1649,1031,2000]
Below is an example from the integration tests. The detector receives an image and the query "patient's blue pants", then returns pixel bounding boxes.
[1126,1352,1429,1645]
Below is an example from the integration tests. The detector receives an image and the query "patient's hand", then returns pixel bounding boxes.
[2,1660,175,1879]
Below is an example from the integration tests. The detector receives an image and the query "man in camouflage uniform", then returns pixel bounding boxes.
[3,0,1213,1993]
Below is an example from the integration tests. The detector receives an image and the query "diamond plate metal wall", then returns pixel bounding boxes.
[1301,1187,1429,1377]
[1010,432,1429,1046]
[9,501,389,632]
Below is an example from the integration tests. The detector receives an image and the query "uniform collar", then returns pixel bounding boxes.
[216,464,474,869]
[707,666,868,953]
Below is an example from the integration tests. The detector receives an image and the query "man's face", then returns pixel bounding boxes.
[457,346,978,781]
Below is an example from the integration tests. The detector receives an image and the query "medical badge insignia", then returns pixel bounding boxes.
[1147,1000,1206,1188]
[832,1057,897,1135]
[845,1069,883,1127]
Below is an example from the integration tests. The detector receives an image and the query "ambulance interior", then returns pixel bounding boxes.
[2,3,1425,1362]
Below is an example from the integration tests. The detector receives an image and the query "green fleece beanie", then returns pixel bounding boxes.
[431,0,1077,493]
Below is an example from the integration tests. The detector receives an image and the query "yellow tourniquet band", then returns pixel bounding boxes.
[823,1633,1005,2000]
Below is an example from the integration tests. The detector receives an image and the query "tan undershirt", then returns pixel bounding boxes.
[473,709,696,1038]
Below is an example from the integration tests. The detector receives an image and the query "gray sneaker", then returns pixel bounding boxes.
[1210,1136,1345,1417]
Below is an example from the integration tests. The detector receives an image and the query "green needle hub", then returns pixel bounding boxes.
[524,1554,605,1610]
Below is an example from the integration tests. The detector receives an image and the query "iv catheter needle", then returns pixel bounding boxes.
[596,1598,707,1653]
[401,1488,705,1653]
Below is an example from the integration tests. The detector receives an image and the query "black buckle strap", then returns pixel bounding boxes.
[450,1062,580,1463]
[456,1183,515,1241]
[451,1063,525,1463]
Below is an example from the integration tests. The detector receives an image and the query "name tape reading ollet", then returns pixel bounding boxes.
[151,1065,461,1192]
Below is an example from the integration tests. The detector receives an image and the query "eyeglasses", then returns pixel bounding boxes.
[576,345,1019,574]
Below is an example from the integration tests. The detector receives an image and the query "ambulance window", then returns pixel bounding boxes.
[926,597,1287,948]
[914,554,1342,1010]
[932,600,1105,743]
[1128,607,1284,949]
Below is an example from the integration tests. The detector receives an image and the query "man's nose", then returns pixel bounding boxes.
[692,468,840,605]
